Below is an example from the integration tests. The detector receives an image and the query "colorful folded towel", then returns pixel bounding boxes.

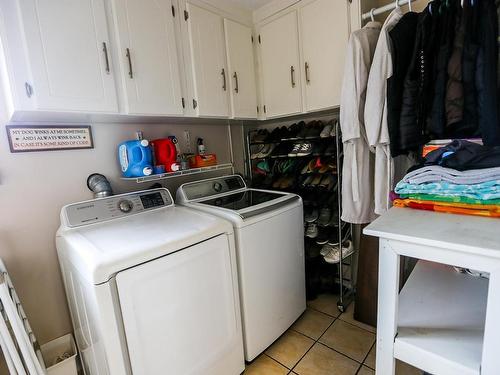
[393,199,500,218]
[395,180,500,200]
[397,193,500,205]
[402,166,500,185]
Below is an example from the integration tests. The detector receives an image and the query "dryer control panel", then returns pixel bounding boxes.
[63,188,173,227]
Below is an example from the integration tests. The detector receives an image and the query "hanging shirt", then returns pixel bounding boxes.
[364,7,403,215]
[340,21,381,224]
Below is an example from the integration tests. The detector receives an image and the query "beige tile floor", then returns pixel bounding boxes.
[244,294,422,375]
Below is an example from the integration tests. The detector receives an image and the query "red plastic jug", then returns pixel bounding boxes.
[151,138,178,172]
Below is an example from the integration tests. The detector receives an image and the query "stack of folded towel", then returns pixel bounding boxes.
[392,140,500,218]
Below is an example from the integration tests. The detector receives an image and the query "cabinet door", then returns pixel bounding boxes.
[112,0,183,115]
[300,0,349,111]
[259,11,301,118]
[19,0,118,112]
[185,3,228,117]
[224,19,257,119]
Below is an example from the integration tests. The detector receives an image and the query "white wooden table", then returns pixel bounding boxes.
[364,207,500,375]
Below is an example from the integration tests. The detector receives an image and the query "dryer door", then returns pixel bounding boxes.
[115,234,243,375]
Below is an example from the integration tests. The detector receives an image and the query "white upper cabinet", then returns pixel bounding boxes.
[224,19,257,119]
[111,0,183,116]
[259,11,302,119]
[299,0,349,112]
[184,2,229,117]
[4,0,118,113]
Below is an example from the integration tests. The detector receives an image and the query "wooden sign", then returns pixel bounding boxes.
[6,125,94,153]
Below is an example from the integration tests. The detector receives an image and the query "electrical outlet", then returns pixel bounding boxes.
[183,130,192,154]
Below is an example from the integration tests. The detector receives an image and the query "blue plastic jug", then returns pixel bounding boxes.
[118,139,154,178]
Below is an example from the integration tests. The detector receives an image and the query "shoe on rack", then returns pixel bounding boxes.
[256,160,270,174]
[296,142,313,157]
[305,223,319,238]
[297,121,311,138]
[320,243,335,257]
[279,176,294,189]
[328,222,351,246]
[301,159,317,174]
[317,207,332,227]
[288,142,302,157]
[270,143,291,158]
[272,176,284,189]
[323,142,336,156]
[312,142,327,156]
[304,207,319,223]
[252,129,269,143]
[305,121,323,139]
[320,121,334,138]
[323,240,354,264]
[315,229,329,245]
[251,144,266,159]
[330,119,338,137]
[257,143,276,158]
[301,174,315,188]
[286,123,301,140]
[309,174,323,187]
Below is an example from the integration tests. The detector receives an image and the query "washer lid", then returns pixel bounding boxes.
[57,193,233,284]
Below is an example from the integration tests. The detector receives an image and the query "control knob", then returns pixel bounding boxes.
[118,200,133,213]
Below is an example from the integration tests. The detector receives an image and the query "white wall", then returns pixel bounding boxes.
[0,81,248,361]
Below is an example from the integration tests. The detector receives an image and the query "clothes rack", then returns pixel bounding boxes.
[362,0,419,20]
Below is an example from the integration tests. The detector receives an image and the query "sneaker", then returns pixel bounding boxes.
[257,143,275,158]
[330,119,338,137]
[296,142,313,157]
[251,144,266,159]
[304,207,319,223]
[328,222,350,245]
[301,174,315,188]
[251,129,269,143]
[320,243,335,257]
[305,121,323,139]
[256,160,270,173]
[305,223,319,238]
[270,143,291,158]
[323,240,354,264]
[286,123,301,140]
[317,207,332,227]
[297,121,310,138]
[288,142,302,157]
[315,229,329,244]
[320,121,333,138]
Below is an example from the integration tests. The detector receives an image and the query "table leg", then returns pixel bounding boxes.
[481,268,500,374]
[376,239,400,375]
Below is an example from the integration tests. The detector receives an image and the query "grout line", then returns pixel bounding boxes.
[337,316,377,335]
[354,362,364,375]
[316,341,365,366]
[306,304,342,319]
[263,353,291,370]
[362,342,376,370]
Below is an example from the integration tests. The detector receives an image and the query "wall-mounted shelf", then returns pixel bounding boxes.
[121,163,234,183]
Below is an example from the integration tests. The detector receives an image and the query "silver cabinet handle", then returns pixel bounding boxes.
[305,62,310,84]
[221,68,227,91]
[233,72,239,93]
[290,65,296,88]
[126,48,133,78]
[102,42,110,74]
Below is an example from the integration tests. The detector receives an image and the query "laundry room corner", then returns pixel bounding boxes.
[0,89,244,359]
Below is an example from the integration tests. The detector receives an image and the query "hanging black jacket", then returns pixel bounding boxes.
[399,3,440,152]
[387,11,419,157]
[475,0,500,146]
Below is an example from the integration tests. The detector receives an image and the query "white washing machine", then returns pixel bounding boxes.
[176,175,306,361]
[56,188,244,375]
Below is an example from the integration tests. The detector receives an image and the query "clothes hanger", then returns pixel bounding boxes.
[370,8,375,22]
[395,0,400,8]
[408,0,412,11]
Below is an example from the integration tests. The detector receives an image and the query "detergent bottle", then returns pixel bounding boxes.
[118,131,154,177]
[151,136,180,172]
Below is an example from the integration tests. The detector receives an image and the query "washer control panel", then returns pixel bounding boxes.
[181,175,246,200]
[64,189,173,227]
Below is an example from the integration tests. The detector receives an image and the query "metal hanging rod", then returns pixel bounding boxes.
[362,0,418,20]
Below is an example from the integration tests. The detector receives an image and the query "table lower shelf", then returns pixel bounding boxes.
[395,260,489,375]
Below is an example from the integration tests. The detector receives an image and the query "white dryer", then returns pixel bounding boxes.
[56,188,244,375]
[176,175,306,361]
